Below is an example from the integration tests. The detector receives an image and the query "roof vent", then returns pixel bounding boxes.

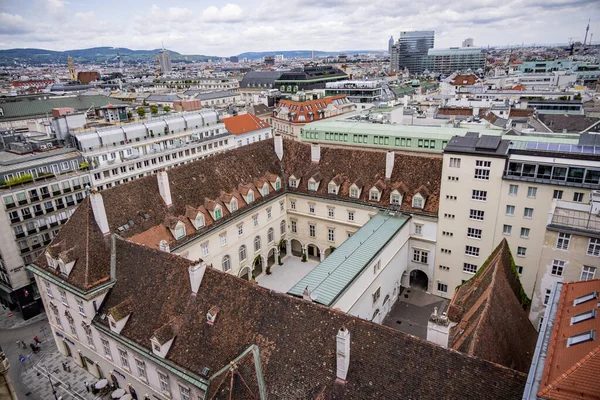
[202,367,211,378]
[207,305,220,325]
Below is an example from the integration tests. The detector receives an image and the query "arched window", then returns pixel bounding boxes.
[222,255,231,272]
[280,220,286,234]
[239,245,247,261]
[254,236,261,252]
[268,228,274,243]
[372,309,380,322]
[247,190,254,204]
[230,198,238,212]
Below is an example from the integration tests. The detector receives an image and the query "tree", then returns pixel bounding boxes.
[149,105,159,115]
[163,105,171,113]
[126,111,133,120]
[137,107,146,119]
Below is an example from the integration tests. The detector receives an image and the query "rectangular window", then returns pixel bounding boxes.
[556,233,571,250]
[467,228,482,239]
[158,371,170,394]
[551,260,565,276]
[506,205,515,216]
[291,220,297,233]
[253,214,258,227]
[135,359,147,381]
[413,249,428,264]
[118,348,129,369]
[372,287,381,304]
[414,224,423,235]
[465,246,480,257]
[237,224,243,236]
[201,242,209,256]
[76,299,85,316]
[471,190,487,201]
[279,201,284,212]
[509,184,518,195]
[476,160,491,167]
[308,204,315,214]
[179,386,191,400]
[524,207,533,218]
[553,190,563,199]
[348,211,354,221]
[220,233,227,246]
[101,338,112,359]
[463,263,477,274]
[581,266,597,281]
[516,265,523,274]
[309,224,316,238]
[469,209,484,220]
[373,260,381,274]
[86,328,94,348]
[520,227,530,238]
[437,282,448,293]
[474,169,490,180]
[328,228,335,242]
[267,208,272,219]
[527,187,537,198]
[573,192,584,202]
[290,200,296,210]
[327,207,335,218]
[517,247,527,256]
[588,238,600,257]
[449,157,461,168]
[544,289,552,306]
[503,224,512,235]
[59,290,68,305]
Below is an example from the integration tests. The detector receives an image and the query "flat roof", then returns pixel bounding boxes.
[288,213,409,306]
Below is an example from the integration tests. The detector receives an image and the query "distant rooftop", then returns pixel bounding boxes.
[288,213,409,306]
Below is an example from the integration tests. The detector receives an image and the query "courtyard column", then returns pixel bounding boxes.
[320,249,325,262]
[286,239,291,256]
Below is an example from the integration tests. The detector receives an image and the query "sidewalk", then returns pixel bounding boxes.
[20,338,106,400]
[0,306,47,329]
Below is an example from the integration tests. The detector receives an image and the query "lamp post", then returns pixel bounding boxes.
[45,367,59,400]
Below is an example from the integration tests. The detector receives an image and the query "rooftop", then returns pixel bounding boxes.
[222,113,270,135]
[288,213,409,306]
[443,133,511,157]
[548,200,600,236]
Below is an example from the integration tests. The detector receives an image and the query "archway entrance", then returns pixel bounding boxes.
[252,256,264,278]
[267,248,276,268]
[278,241,287,257]
[291,239,303,257]
[239,267,251,281]
[323,246,334,260]
[409,270,428,291]
[307,244,320,261]
[63,340,72,357]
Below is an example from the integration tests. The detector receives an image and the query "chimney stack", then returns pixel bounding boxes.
[385,151,395,180]
[90,191,110,235]
[303,286,312,301]
[189,262,207,295]
[159,240,170,253]
[157,170,172,207]
[274,134,284,160]
[311,144,320,163]
[336,326,350,382]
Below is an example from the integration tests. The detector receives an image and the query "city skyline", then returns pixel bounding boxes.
[0,0,599,57]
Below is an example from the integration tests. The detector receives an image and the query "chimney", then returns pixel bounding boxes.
[159,240,170,253]
[188,262,207,295]
[336,326,350,382]
[274,134,284,160]
[385,151,395,180]
[303,286,312,301]
[206,305,219,325]
[426,306,454,348]
[311,144,320,163]
[157,170,172,207]
[90,191,109,235]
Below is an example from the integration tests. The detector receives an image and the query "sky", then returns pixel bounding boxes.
[0,0,599,56]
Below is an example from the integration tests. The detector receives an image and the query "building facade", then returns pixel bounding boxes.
[391,31,435,74]
[422,47,486,75]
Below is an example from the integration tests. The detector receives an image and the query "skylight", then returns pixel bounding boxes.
[573,291,598,306]
[571,309,596,325]
[567,330,596,347]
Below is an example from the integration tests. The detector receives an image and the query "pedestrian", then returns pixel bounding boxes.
[66,364,71,372]
[34,336,40,345]
[84,381,89,393]
[62,361,67,371]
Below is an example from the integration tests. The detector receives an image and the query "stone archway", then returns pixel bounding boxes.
[252,255,264,278]
[291,239,303,257]
[267,248,276,268]
[238,266,251,281]
[306,244,321,261]
[409,269,429,291]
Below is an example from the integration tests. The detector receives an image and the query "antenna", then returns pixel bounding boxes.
[584,18,590,45]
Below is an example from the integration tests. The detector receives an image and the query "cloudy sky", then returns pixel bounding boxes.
[0,0,598,56]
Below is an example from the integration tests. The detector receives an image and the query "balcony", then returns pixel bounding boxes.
[66,201,75,207]
[56,204,65,210]
[63,188,72,193]
[548,200,600,234]
[49,222,58,228]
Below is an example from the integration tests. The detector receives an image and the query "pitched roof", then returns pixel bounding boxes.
[222,113,270,135]
[274,95,349,123]
[437,107,473,116]
[538,114,600,133]
[95,237,527,400]
[537,279,600,400]
[450,74,480,86]
[447,239,538,373]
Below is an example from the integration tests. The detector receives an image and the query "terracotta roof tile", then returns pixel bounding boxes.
[222,113,270,135]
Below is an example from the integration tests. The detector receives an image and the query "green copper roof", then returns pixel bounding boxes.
[288,213,409,306]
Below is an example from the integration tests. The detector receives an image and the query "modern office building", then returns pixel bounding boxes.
[462,38,474,48]
[389,35,394,54]
[324,80,396,105]
[156,49,172,75]
[0,131,90,319]
[422,47,486,74]
[391,31,435,74]
[275,66,348,93]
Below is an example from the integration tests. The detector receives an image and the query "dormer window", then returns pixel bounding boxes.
[391,193,401,205]
[369,189,380,202]
[290,178,297,188]
[350,185,360,199]
[413,195,424,209]
[214,205,222,219]
[195,214,205,229]
[328,184,337,194]
[275,179,281,190]
[247,190,254,204]
[262,184,269,197]
[230,198,238,212]
[308,181,316,191]
[175,223,186,239]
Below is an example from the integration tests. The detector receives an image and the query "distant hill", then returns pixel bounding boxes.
[0,47,217,65]
[236,50,384,60]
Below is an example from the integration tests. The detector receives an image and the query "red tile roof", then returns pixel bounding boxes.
[450,74,480,86]
[274,95,348,123]
[77,71,100,83]
[509,108,534,118]
[538,279,600,400]
[222,113,270,135]
[437,107,473,116]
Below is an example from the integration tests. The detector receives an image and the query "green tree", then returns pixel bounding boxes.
[574,93,582,101]
[149,105,159,115]
[163,105,171,113]
[137,107,146,119]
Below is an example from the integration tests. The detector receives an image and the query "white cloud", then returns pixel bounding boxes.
[0,13,30,34]
[202,4,243,22]
[47,0,65,9]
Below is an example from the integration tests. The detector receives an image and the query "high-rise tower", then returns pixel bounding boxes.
[392,31,434,74]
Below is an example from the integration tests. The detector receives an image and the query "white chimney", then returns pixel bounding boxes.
[336,327,350,382]
[90,191,109,235]
[159,240,170,253]
[274,134,284,160]
[426,307,454,348]
[189,262,207,295]
[157,170,172,207]
[303,286,312,301]
[385,151,395,180]
[311,144,320,163]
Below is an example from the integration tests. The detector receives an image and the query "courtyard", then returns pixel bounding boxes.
[257,255,319,293]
